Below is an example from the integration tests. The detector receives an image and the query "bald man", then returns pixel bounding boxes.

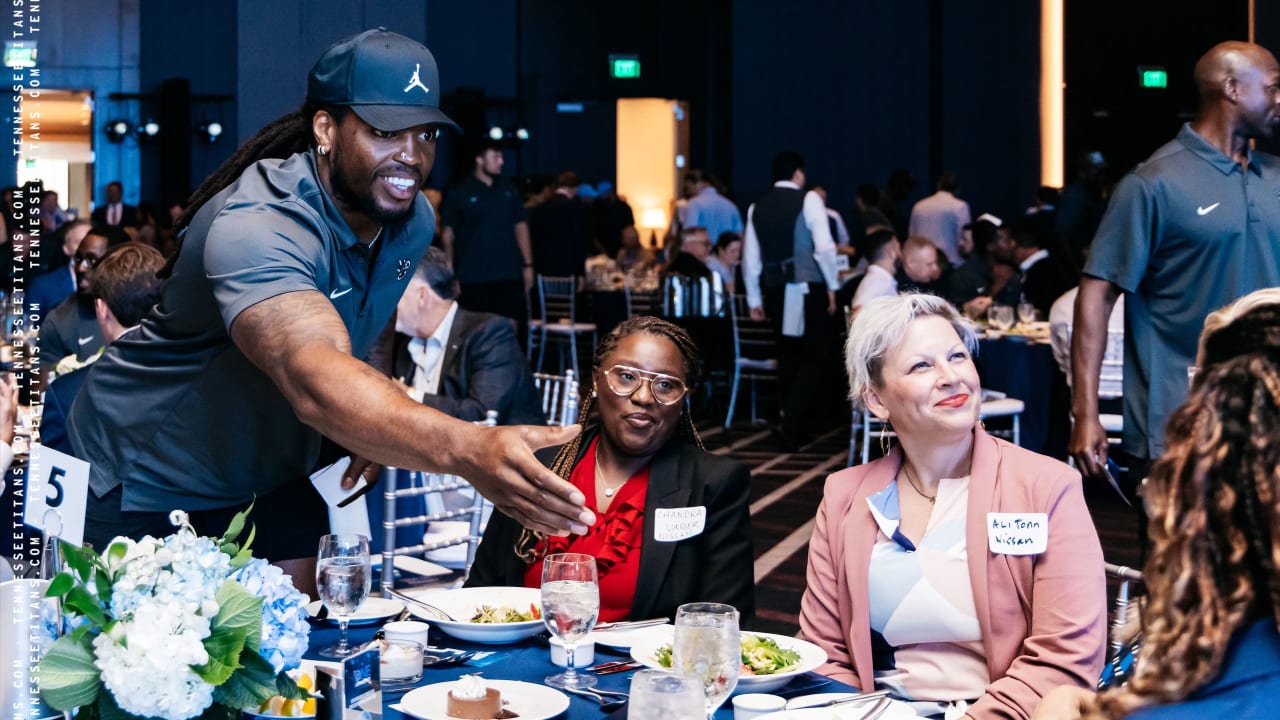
[1071,41,1280,484]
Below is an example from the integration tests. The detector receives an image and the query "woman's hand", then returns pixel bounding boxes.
[1030,685,1098,720]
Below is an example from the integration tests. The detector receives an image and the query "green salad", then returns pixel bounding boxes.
[468,603,541,623]
[654,635,802,676]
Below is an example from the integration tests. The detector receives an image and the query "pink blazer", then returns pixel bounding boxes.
[799,427,1106,719]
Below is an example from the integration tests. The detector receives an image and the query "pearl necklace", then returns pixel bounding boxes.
[595,454,628,498]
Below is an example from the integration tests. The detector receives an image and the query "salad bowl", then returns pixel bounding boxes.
[629,626,827,694]
[402,586,545,643]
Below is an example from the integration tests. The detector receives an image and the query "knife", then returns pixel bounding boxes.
[800,689,892,709]
[593,618,668,632]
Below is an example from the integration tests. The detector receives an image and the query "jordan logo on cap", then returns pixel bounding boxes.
[404,64,430,95]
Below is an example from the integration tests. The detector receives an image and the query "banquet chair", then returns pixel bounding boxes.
[1098,327,1125,439]
[724,294,779,428]
[853,391,1025,465]
[528,274,597,376]
[533,369,581,426]
[623,275,663,318]
[1099,562,1144,689]
[379,414,498,593]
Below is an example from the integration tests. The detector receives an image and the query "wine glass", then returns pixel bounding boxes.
[672,602,740,720]
[628,669,705,720]
[541,552,600,688]
[988,305,1015,332]
[315,534,371,658]
[1017,302,1037,326]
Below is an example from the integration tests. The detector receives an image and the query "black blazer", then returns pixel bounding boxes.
[391,307,545,426]
[90,203,140,228]
[466,430,757,625]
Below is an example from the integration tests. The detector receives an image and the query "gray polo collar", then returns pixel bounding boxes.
[1177,123,1261,177]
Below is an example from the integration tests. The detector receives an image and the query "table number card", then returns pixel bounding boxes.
[343,646,379,707]
[23,444,90,547]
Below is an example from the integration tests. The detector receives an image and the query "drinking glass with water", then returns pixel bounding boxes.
[315,533,371,658]
[541,552,600,689]
[628,669,705,720]
[673,602,740,720]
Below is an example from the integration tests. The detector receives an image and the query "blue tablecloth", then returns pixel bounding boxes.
[304,621,849,719]
[976,337,1068,458]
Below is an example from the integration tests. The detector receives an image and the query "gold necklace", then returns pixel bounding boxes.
[900,464,936,504]
[594,454,628,498]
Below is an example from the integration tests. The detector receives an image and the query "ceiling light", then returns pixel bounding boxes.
[105,119,131,143]
[487,126,504,141]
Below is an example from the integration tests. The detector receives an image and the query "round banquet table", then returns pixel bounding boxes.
[975,335,1070,459]
[303,618,851,719]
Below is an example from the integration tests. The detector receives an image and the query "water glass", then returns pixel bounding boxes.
[315,533,371,658]
[1017,302,1037,325]
[629,669,705,720]
[541,552,600,688]
[673,602,740,720]
[988,305,1015,332]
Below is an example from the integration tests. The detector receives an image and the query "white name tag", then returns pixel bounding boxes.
[24,444,91,547]
[653,506,706,542]
[986,512,1048,555]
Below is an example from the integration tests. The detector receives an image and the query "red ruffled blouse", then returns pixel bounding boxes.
[522,437,649,623]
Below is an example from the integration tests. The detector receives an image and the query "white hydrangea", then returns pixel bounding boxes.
[94,600,214,720]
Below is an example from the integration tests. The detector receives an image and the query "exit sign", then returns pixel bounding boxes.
[1139,66,1167,88]
[610,54,641,79]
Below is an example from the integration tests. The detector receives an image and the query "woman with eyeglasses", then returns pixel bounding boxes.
[467,316,755,623]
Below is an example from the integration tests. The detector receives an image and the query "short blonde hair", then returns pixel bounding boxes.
[845,293,977,408]
[1196,287,1280,367]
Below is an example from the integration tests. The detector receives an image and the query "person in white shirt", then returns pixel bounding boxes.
[850,229,900,313]
[392,247,545,426]
[742,150,841,447]
[908,172,971,266]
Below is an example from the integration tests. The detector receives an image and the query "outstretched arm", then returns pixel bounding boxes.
[230,290,593,535]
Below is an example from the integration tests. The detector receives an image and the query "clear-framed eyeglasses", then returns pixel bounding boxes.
[601,364,688,405]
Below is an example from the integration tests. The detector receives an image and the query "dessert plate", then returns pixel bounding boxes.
[397,679,570,720]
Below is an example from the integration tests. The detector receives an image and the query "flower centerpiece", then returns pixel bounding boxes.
[36,506,312,720]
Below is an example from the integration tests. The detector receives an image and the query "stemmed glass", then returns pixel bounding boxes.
[1017,302,1037,326]
[672,602,740,720]
[628,669,705,720]
[315,534,371,658]
[988,305,1015,332]
[541,552,600,688]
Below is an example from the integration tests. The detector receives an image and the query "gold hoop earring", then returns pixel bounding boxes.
[880,420,893,457]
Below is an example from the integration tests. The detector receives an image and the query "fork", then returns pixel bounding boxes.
[560,685,628,712]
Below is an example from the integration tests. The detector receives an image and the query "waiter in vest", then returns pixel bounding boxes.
[742,150,841,448]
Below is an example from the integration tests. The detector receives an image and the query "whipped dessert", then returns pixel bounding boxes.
[446,674,503,719]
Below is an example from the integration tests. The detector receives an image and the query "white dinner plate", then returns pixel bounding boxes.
[629,626,827,694]
[591,623,673,650]
[403,586,545,644]
[306,596,404,626]
[397,679,569,720]
[767,695,918,719]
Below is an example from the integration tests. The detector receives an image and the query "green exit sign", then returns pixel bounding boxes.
[1139,67,1167,88]
[610,54,641,79]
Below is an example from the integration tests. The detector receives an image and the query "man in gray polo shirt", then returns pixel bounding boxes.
[67,30,591,581]
[1071,41,1280,483]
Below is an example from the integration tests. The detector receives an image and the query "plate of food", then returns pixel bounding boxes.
[590,623,673,650]
[403,586,544,644]
[629,626,827,694]
[398,676,569,720]
[305,596,404,626]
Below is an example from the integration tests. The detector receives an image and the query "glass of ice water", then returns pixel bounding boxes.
[541,552,600,688]
[315,533,371,658]
[628,669,705,720]
[1017,302,1037,326]
[672,602,740,720]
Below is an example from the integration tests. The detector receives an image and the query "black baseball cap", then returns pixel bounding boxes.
[307,28,460,133]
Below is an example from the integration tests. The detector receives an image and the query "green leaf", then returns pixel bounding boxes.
[71,622,96,643]
[194,628,247,685]
[37,634,100,710]
[212,647,279,710]
[64,586,107,627]
[275,669,307,700]
[46,572,74,597]
[219,499,255,546]
[213,580,263,650]
[62,543,93,582]
[94,568,113,609]
[106,541,128,567]
[219,541,238,556]
[230,526,257,568]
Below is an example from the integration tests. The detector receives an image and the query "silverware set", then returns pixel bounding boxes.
[584,660,642,675]
[559,685,629,711]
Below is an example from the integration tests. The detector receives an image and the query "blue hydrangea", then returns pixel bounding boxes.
[232,558,311,673]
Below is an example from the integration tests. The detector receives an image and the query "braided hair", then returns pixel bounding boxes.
[515,316,705,562]
[161,101,345,277]
[1090,305,1280,717]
